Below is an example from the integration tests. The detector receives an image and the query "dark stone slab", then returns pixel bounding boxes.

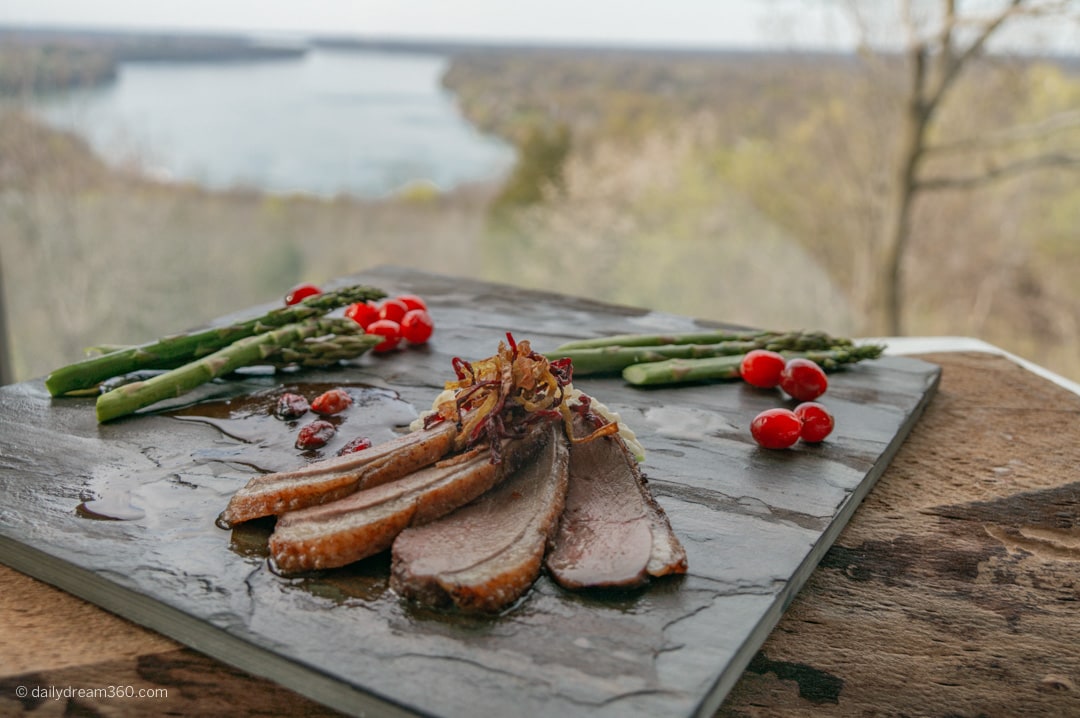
[0,267,940,717]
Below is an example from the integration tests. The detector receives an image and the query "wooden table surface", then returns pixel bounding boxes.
[2,350,1078,717]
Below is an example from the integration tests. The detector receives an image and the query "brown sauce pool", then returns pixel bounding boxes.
[76,381,417,603]
[76,382,418,520]
[186,382,416,602]
[171,382,419,474]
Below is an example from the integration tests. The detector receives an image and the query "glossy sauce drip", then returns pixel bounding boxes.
[184,382,416,595]
[268,552,392,604]
[76,382,418,524]
[77,492,146,521]
[172,382,419,475]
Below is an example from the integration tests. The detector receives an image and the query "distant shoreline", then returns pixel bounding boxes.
[3,23,1076,72]
[0,23,871,63]
[0,24,868,98]
[0,25,310,95]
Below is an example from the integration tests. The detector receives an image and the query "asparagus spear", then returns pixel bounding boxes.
[621,344,885,387]
[80,326,379,370]
[549,331,852,375]
[46,284,385,396]
[95,318,375,422]
[555,329,795,351]
[63,327,381,397]
[270,331,381,368]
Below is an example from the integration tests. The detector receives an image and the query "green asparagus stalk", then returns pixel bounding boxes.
[549,331,852,375]
[555,329,792,351]
[95,317,375,422]
[83,344,132,357]
[270,331,381,368]
[621,344,885,387]
[65,329,381,397]
[46,284,385,396]
[795,345,886,371]
[79,323,379,371]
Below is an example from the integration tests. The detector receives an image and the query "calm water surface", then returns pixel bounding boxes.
[33,49,514,197]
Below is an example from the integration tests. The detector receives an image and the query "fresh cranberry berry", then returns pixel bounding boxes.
[395,294,428,312]
[400,309,434,344]
[344,301,380,329]
[284,283,321,306]
[739,349,787,389]
[311,388,353,416]
[365,319,402,353]
[295,420,336,450]
[377,299,409,324]
[779,358,829,402]
[750,408,803,449]
[794,402,835,443]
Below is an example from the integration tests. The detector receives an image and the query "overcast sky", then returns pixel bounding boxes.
[0,0,859,49]
[3,1,1076,52]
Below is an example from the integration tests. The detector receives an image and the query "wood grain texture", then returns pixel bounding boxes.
[719,351,1080,717]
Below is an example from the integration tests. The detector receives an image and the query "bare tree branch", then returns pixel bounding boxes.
[926,0,1022,113]
[900,0,920,47]
[838,0,1079,335]
[925,108,1080,155]
[955,0,1075,22]
[917,151,1080,190]
[846,0,894,74]
[938,0,958,56]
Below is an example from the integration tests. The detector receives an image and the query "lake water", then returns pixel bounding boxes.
[31,49,515,198]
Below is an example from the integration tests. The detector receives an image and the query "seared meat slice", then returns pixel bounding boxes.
[219,421,457,527]
[391,425,570,613]
[269,425,550,573]
[546,414,687,589]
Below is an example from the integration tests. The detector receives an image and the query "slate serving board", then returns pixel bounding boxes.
[0,267,940,718]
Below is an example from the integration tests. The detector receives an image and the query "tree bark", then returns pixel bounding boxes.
[875,46,930,336]
[877,125,922,336]
[863,0,1075,337]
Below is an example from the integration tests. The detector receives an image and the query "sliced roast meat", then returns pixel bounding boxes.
[218,421,457,527]
[269,424,550,574]
[391,425,570,613]
[546,413,687,589]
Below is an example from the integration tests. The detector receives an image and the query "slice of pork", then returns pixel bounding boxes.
[268,424,550,574]
[219,421,457,527]
[390,425,570,613]
[546,413,688,589]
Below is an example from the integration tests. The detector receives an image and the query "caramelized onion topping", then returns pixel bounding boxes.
[433,334,617,463]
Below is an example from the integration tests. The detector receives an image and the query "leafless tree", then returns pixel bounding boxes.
[846,0,1080,334]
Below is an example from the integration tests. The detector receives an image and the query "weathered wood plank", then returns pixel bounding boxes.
[718,351,1080,717]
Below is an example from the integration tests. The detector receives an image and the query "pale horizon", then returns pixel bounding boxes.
[0,1,865,52]
[3,1,1077,55]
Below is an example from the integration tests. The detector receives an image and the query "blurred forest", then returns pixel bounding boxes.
[1,17,1079,383]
